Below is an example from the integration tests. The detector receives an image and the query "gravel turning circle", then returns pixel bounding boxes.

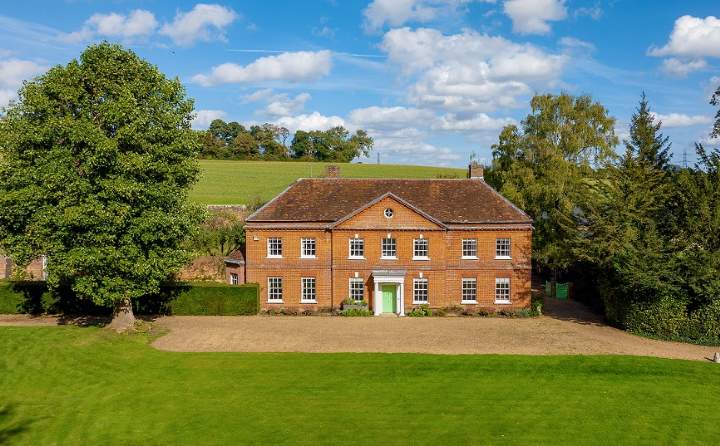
[152,301,718,361]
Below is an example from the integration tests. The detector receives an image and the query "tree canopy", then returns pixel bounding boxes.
[487,93,618,271]
[0,42,204,330]
[198,119,373,162]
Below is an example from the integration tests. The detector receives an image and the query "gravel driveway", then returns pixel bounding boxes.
[151,299,719,361]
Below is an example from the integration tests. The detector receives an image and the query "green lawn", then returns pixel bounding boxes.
[1,327,720,444]
[190,160,466,205]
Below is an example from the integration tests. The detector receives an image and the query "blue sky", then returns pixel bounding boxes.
[1,1,719,166]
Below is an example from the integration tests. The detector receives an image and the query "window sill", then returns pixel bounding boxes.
[413,301,429,305]
[348,256,366,260]
[461,256,478,260]
[300,255,317,259]
[267,255,283,259]
[267,300,283,304]
[494,256,512,260]
[461,300,478,305]
[412,256,430,261]
[381,256,398,260]
[495,300,512,305]
[300,300,317,304]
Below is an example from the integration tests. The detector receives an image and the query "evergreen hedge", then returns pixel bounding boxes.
[0,280,259,316]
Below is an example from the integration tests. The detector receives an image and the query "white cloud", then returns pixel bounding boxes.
[650,16,720,77]
[0,58,46,89]
[651,112,712,128]
[0,89,16,108]
[363,0,480,33]
[650,15,720,58]
[381,27,565,113]
[192,50,332,86]
[503,0,567,35]
[192,109,228,129]
[349,106,436,129]
[435,113,514,130]
[160,3,237,46]
[245,89,311,117]
[63,10,158,43]
[660,57,707,77]
[0,58,46,107]
[275,112,345,132]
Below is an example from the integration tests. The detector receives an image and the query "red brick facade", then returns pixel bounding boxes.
[245,177,532,315]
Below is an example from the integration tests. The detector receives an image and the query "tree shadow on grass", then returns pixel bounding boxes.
[0,403,35,444]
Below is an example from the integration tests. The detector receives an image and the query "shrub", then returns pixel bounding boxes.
[0,280,260,316]
[340,308,373,317]
[530,291,544,316]
[407,305,432,317]
[683,302,720,344]
[624,297,688,340]
[158,282,259,316]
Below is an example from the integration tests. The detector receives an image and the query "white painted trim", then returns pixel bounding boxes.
[412,278,429,305]
[300,255,317,259]
[412,256,430,261]
[461,256,478,260]
[373,276,405,316]
[380,256,398,260]
[461,300,478,304]
[348,256,366,260]
[300,300,318,304]
[494,256,512,260]
[494,299,511,305]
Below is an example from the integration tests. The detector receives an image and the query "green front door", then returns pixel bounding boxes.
[381,285,397,313]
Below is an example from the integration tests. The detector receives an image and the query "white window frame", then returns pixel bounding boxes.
[461,239,478,259]
[348,238,365,259]
[461,278,478,304]
[267,237,283,258]
[268,277,283,303]
[229,273,239,285]
[413,278,429,304]
[495,277,511,304]
[413,238,429,260]
[301,238,316,259]
[495,238,512,260]
[301,277,317,303]
[381,237,397,259]
[349,278,365,302]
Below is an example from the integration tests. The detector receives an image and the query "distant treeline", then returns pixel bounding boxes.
[197,119,374,162]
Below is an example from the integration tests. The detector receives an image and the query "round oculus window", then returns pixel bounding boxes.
[384,208,394,218]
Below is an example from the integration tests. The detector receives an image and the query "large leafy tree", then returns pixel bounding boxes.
[0,43,204,330]
[487,93,618,273]
[290,127,373,162]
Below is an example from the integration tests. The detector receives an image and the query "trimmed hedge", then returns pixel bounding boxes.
[167,282,259,316]
[0,280,259,316]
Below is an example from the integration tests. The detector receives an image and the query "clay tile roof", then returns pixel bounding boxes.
[247,178,531,225]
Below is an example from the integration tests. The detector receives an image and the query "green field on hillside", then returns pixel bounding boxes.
[1,326,720,445]
[190,160,466,205]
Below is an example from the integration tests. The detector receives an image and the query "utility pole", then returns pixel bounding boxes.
[682,146,688,169]
[377,152,380,165]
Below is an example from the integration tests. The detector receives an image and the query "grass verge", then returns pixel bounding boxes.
[1,326,719,445]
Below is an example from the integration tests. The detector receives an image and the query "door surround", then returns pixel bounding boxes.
[372,270,405,316]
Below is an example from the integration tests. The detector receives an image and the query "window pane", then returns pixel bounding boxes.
[462,239,477,257]
[413,279,428,303]
[302,277,316,302]
[349,278,364,301]
[349,239,364,257]
[496,238,511,257]
[268,238,283,256]
[382,238,396,257]
[462,278,477,302]
[495,278,511,303]
[302,238,316,257]
[268,277,283,301]
[414,239,429,257]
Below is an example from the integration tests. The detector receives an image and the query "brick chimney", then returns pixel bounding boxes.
[468,162,483,180]
[325,165,340,178]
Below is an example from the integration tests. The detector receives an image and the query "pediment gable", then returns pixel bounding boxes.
[332,193,445,230]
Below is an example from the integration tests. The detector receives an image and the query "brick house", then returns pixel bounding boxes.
[0,255,47,281]
[244,164,533,315]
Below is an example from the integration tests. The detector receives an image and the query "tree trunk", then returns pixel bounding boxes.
[108,297,136,332]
